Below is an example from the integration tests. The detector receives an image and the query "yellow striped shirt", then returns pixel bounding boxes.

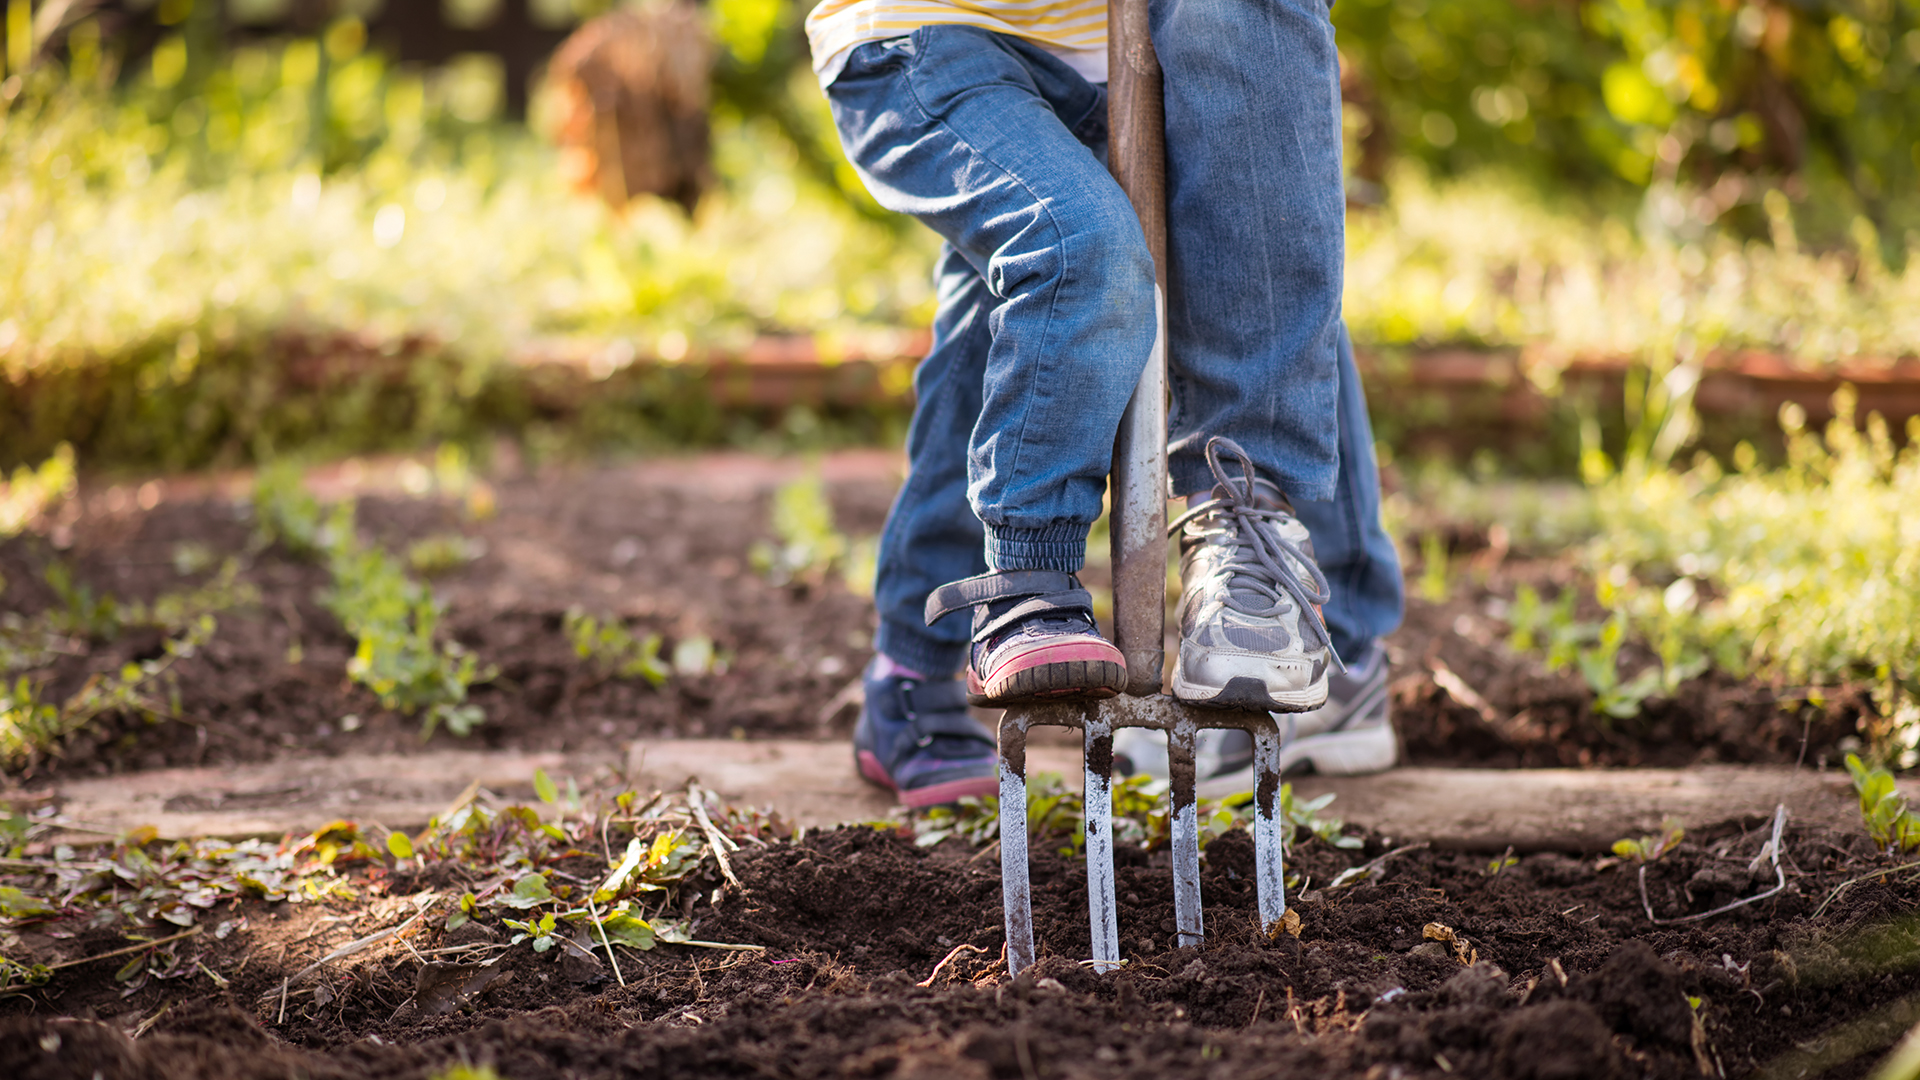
[807,0,1109,86]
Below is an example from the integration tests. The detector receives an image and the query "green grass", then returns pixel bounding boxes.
[1394,380,1920,759]
[1345,168,1920,373]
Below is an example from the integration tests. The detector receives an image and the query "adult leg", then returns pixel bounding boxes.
[1291,323,1404,661]
[1152,0,1347,503]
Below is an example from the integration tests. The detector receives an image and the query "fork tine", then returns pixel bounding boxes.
[1250,724,1288,933]
[1083,704,1121,972]
[1165,714,1204,949]
[999,709,1037,976]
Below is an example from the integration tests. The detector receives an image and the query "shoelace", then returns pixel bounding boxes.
[1166,436,1343,670]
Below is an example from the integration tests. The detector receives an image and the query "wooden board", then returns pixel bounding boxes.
[11,741,1906,853]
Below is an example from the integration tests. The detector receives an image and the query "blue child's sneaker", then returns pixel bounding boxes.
[924,570,1127,706]
[853,660,1000,808]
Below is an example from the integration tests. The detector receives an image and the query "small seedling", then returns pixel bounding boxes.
[1578,614,1664,720]
[749,471,872,593]
[1845,753,1920,856]
[1485,846,1519,877]
[43,562,121,641]
[0,444,76,540]
[563,608,670,686]
[253,466,493,737]
[1612,818,1686,863]
[911,772,1361,855]
[1418,533,1450,603]
[503,910,560,952]
[405,534,483,577]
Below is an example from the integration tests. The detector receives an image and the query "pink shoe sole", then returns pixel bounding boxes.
[968,638,1127,707]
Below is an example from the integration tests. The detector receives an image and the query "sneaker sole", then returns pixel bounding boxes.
[1193,723,1398,798]
[969,640,1126,707]
[1170,671,1328,713]
[855,750,999,808]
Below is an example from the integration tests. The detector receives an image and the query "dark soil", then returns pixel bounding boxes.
[4,819,1918,1079]
[0,452,1868,784]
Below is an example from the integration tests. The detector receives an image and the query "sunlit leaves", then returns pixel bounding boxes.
[1845,753,1920,855]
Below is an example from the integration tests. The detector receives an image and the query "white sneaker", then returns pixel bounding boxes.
[1168,437,1337,713]
[1113,642,1396,793]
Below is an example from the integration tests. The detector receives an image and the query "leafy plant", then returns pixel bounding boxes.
[405,534,484,577]
[0,615,217,769]
[563,608,669,686]
[1589,389,1920,759]
[252,467,492,737]
[750,471,850,587]
[912,771,1362,857]
[1576,613,1665,720]
[1612,817,1686,863]
[0,444,75,539]
[1485,847,1519,877]
[42,562,121,641]
[1845,753,1920,856]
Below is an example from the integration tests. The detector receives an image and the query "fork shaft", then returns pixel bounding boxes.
[1166,715,1204,948]
[1083,706,1121,972]
[1251,727,1288,932]
[999,711,1037,976]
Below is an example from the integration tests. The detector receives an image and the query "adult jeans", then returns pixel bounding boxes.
[826,17,1399,677]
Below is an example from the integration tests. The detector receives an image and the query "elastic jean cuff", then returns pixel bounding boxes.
[875,618,968,680]
[982,522,1090,572]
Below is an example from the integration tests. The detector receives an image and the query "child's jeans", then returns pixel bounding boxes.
[824,14,1399,677]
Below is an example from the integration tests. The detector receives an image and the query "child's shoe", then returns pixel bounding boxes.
[924,570,1127,706]
[1169,436,1340,712]
[853,660,999,807]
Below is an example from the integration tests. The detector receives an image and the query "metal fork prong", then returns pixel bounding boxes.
[1251,725,1288,933]
[999,709,1037,976]
[1083,704,1121,972]
[1166,714,1204,949]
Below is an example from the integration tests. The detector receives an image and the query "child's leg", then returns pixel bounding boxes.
[1153,0,1347,502]
[870,245,991,680]
[828,27,1156,572]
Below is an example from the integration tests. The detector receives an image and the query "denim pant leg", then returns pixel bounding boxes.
[1290,325,1405,659]
[826,28,1157,572]
[1153,0,1347,504]
[871,246,992,678]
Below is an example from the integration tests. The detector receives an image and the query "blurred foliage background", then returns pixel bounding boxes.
[0,0,1914,474]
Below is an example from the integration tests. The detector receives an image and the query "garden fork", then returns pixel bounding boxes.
[994,0,1290,976]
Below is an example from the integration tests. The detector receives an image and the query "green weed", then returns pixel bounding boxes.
[0,445,75,539]
[1576,613,1665,721]
[405,534,484,577]
[750,471,849,587]
[1611,818,1686,863]
[911,771,1362,858]
[1,615,217,770]
[251,466,492,736]
[1845,754,1920,857]
[1590,388,1920,758]
[563,609,669,686]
